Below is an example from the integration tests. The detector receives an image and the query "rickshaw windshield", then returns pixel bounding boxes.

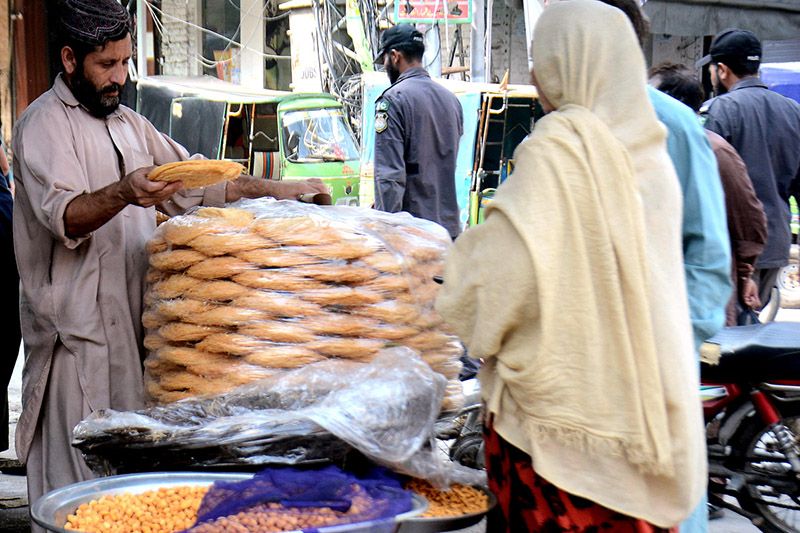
[282,108,360,162]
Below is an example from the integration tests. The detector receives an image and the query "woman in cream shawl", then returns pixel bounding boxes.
[435,1,705,530]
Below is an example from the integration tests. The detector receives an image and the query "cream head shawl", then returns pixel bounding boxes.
[436,0,703,526]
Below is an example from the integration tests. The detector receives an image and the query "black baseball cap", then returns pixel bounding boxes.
[696,28,761,68]
[375,24,424,62]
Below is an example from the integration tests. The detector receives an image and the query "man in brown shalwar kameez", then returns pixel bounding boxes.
[11,1,326,527]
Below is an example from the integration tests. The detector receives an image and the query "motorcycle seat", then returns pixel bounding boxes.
[700,321,800,382]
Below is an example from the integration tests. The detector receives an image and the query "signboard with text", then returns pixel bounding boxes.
[395,0,472,24]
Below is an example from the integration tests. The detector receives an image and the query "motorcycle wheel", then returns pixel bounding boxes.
[449,431,485,470]
[731,405,800,533]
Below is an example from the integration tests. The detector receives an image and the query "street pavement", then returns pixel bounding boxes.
[0,346,28,532]
[5,311,800,532]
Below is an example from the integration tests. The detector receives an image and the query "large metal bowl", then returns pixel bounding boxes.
[31,471,428,533]
[396,486,496,533]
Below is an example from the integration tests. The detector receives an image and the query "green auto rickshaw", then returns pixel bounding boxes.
[137,76,360,205]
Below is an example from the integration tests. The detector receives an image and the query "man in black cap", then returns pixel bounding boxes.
[11,0,326,521]
[373,23,463,239]
[699,28,800,306]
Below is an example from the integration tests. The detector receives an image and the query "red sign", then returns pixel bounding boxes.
[395,0,472,23]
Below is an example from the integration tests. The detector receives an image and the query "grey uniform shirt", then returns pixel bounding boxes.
[374,67,463,239]
[702,77,800,269]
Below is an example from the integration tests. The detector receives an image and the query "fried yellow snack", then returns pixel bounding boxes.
[149,274,202,300]
[301,286,384,307]
[196,332,267,356]
[186,256,255,280]
[187,231,270,256]
[195,207,255,226]
[405,479,489,518]
[148,160,244,189]
[184,280,249,302]
[159,322,225,342]
[295,313,381,337]
[155,210,170,226]
[233,270,324,292]
[145,234,169,254]
[304,337,385,360]
[244,345,325,368]
[238,321,318,344]
[149,249,208,272]
[231,290,324,317]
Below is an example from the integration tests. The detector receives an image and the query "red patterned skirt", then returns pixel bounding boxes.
[483,418,677,533]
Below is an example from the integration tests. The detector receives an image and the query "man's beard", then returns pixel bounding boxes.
[386,60,400,84]
[712,79,728,97]
[70,66,124,118]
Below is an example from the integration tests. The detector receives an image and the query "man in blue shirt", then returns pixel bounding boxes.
[648,86,732,349]
[699,29,800,307]
[599,3,732,532]
[599,0,731,353]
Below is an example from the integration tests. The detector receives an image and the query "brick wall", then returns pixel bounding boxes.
[489,0,529,85]
[160,0,202,76]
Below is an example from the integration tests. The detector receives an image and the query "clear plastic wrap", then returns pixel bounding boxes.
[74,348,483,487]
[142,199,465,411]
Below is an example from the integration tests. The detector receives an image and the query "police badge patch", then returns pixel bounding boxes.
[375,112,388,133]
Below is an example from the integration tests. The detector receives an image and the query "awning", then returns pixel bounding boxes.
[643,0,800,41]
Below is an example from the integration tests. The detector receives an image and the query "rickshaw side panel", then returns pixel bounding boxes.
[169,98,226,160]
[137,80,227,159]
[137,81,179,134]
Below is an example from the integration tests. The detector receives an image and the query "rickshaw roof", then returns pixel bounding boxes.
[137,75,321,104]
[439,78,539,99]
[360,70,538,99]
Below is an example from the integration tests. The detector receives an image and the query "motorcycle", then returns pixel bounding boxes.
[435,307,800,532]
[435,377,485,470]
[703,320,800,532]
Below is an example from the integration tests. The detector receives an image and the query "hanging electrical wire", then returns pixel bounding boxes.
[311,0,388,143]
[142,0,461,145]
[145,0,291,73]
[224,0,290,20]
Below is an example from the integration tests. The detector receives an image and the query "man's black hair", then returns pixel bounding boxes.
[648,62,705,113]
[713,55,760,78]
[596,0,650,49]
[393,42,425,63]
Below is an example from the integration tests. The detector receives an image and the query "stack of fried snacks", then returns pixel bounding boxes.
[142,201,465,409]
[149,160,245,189]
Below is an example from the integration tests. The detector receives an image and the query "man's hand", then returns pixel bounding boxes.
[739,277,762,309]
[273,178,329,200]
[226,176,331,204]
[64,165,182,237]
[118,166,183,207]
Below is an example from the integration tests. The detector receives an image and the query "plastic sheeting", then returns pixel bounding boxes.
[143,199,465,410]
[73,348,485,488]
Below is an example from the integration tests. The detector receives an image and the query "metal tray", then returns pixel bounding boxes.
[396,486,497,533]
[31,471,428,533]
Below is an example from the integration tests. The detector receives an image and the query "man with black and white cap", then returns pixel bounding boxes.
[700,28,800,307]
[373,24,463,239]
[11,0,326,520]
